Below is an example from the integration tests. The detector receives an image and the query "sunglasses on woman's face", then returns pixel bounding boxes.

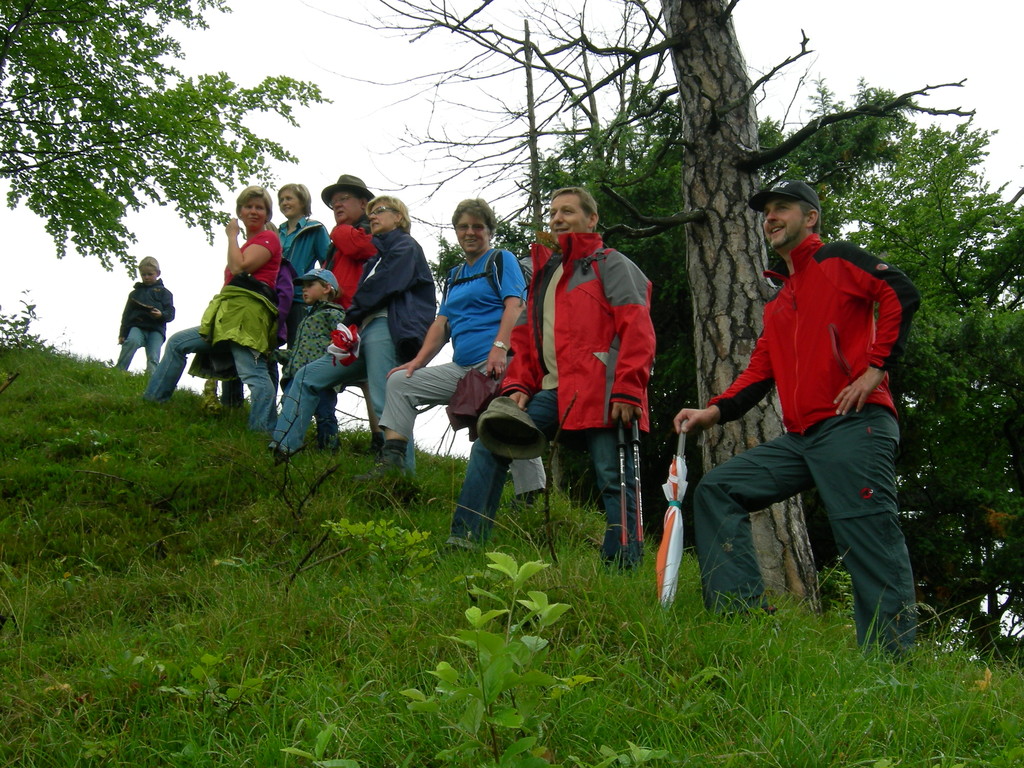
[369,206,398,217]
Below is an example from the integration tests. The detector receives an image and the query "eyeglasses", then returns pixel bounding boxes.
[331,195,354,206]
[369,206,398,217]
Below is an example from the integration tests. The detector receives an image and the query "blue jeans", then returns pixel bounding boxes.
[117,327,163,375]
[450,389,642,566]
[282,378,338,449]
[271,317,414,470]
[142,326,277,433]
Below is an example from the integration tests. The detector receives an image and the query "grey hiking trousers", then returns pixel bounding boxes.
[694,405,917,655]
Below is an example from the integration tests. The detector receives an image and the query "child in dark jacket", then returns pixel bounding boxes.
[116,257,175,374]
[280,268,346,450]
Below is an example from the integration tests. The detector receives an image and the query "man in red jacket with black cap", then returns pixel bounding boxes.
[674,180,920,655]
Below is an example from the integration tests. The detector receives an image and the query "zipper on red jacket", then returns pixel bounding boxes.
[787,281,806,434]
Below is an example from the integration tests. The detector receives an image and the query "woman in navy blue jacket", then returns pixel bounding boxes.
[269,195,435,465]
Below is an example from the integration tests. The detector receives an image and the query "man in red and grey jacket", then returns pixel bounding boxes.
[448,186,656,567]
[674,179,920,655]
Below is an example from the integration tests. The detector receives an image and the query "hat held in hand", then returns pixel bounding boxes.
[477,397,548,459]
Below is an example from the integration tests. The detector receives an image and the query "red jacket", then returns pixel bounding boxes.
[503,232,655,431]
[711,234,920,434]
[326,219,376,309]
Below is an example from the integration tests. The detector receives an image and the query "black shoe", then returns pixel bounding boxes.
[355,438,407,480]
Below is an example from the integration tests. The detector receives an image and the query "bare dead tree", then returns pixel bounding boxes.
[328,0,676,218]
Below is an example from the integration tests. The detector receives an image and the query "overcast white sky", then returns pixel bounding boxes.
[3,0,1020,456]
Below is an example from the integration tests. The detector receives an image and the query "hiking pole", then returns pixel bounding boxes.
[617,422,629,547]
[630,421,644,544]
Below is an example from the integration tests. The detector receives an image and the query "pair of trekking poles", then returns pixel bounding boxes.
[616,421,644,547]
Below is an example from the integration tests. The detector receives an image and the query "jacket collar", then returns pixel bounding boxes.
[764,233,823,282]
[530,231,606,272]
[558,231,605,262]
[372,227,406,249]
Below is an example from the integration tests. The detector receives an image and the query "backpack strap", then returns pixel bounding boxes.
[580,247,614,275]
[443,249,506,303]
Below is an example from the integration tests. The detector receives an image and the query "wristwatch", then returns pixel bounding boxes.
[493,340,509,350]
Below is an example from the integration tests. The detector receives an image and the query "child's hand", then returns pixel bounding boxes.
[118,337,124,345]
[150,308,162,318]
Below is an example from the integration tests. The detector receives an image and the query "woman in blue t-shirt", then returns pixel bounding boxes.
[367,199,543,495]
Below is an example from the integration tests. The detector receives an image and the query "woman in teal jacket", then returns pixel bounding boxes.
[277,183,330,343]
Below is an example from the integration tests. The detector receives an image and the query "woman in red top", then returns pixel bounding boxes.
[143,186,282,433]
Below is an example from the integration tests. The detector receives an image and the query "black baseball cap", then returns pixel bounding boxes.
[748,180,820,213]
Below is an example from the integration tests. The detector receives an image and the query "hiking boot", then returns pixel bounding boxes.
[268,441,296,466]
[355,438,407,480]
[443,535,479,553]
[316,423,340,452]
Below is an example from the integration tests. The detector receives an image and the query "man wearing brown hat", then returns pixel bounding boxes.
[319,173,382,450]
[320,174,376,308]
[673,179,921,655]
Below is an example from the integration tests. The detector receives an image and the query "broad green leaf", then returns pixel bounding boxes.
[482,653,517,703]
[499,736,538,764]
[512,560,549,589]
[537,602,571,628]
[314,724,337,759]
[486,551,518,579]
[519,635,550,654]
[558,674,598,689]
[451,629,507,656]
[465,606,509,628]
[280,747,316,759]
[430,661,460,684]
[517,669,558,687]
[468,586,503,603]
[489,707,525,729]
[457,696,485,735]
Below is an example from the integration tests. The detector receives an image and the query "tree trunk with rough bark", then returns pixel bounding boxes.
[664,0,820,608]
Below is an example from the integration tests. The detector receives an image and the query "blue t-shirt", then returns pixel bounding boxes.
[440,249,526,367]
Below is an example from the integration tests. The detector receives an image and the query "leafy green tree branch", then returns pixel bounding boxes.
[0,0,325,270]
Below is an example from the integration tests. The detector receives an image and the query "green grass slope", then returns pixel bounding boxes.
[1,347,1022,767]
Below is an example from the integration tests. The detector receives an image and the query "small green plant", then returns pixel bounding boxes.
[157,652,272,713]
[323,517,434,576]
[0,298,42,351]
[281,722,359,767]
[818,558,854,616]
[990,717,1024,767]
[401,553,669,767]
[566,743,670,767]
[402,552,579,766]
[46,428,117,460]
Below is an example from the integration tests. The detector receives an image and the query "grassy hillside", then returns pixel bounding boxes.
[1,347,1022,767]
